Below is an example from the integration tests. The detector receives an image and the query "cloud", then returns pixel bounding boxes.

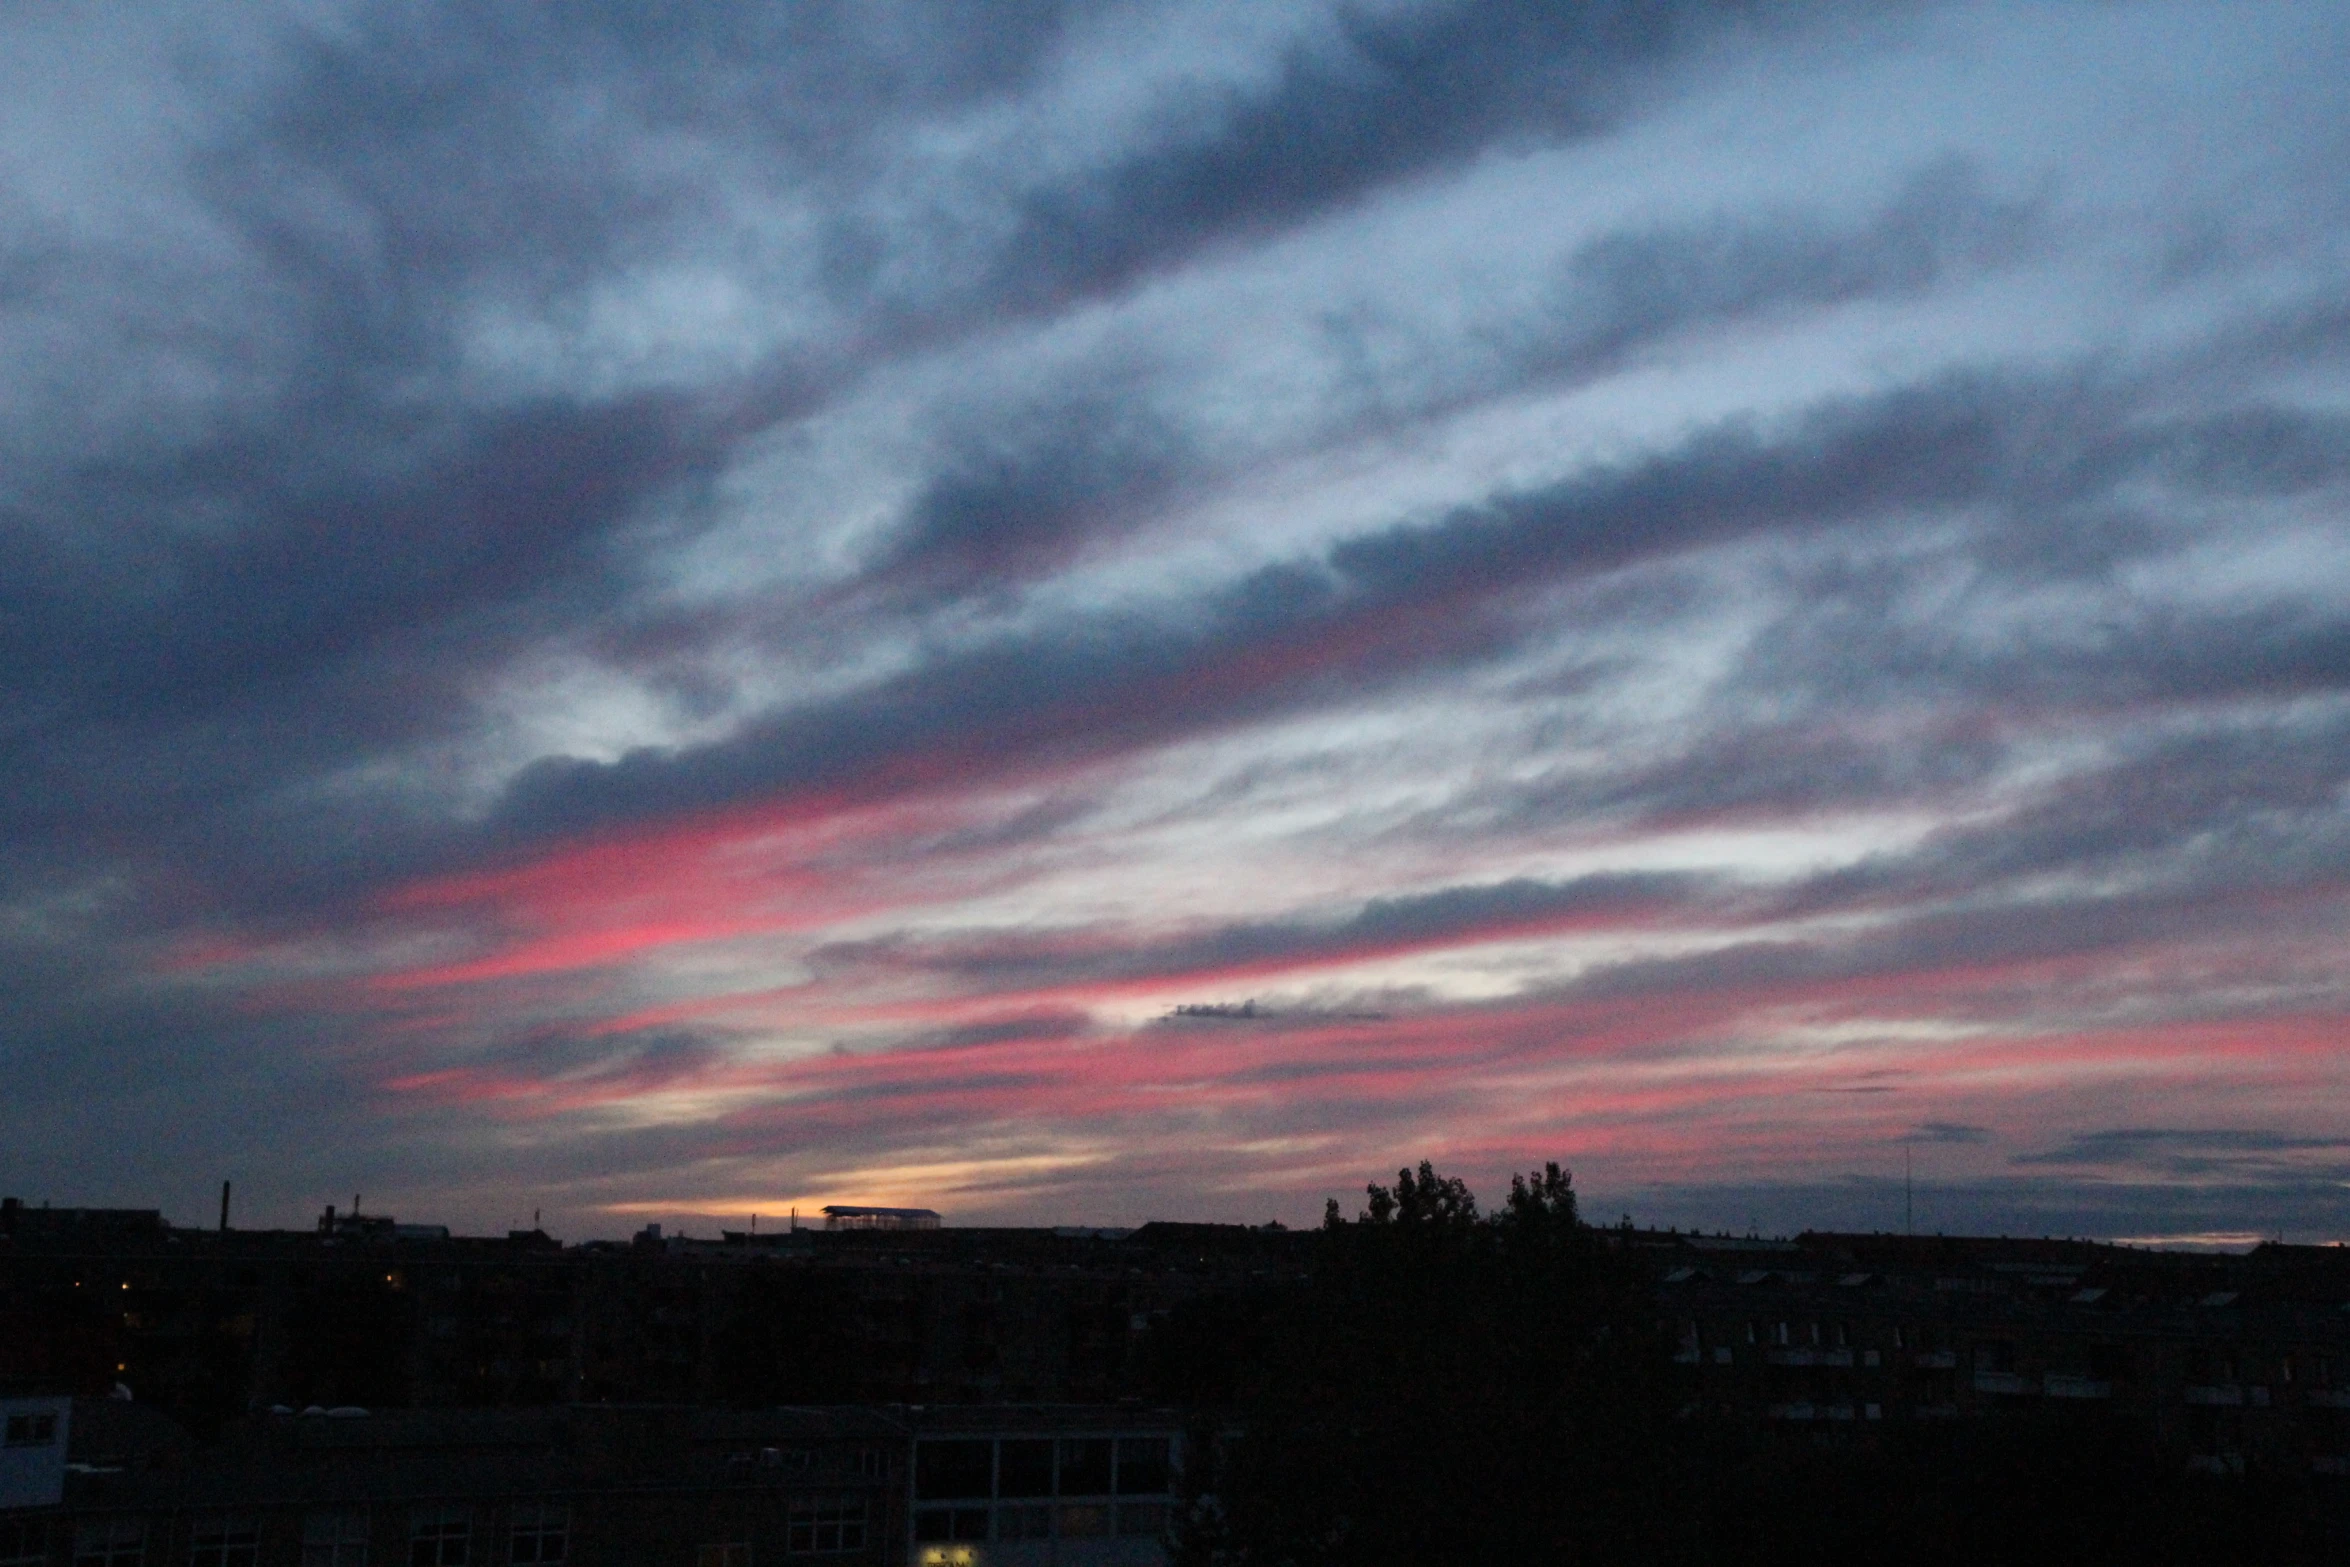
[4,1,2350,1241]
[2013,1128,2350,1177]
[955,0,1786,317]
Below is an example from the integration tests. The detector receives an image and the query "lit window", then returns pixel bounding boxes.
[302,1510,369,1567]
[189,1516,260,1567]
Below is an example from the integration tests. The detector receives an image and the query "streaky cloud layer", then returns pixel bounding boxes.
[4,0,2349,1241]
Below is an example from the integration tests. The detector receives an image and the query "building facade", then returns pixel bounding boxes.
[1655,1231,2350,1476]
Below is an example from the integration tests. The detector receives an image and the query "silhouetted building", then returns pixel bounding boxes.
[822,1210,941,1234]
[0,1400,904,1567]
[0,1202,1305,1424]
[1651,1230,2350,1476]
[905,1406,1182,1567]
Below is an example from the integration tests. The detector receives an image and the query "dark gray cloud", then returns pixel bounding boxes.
[1539,154,2040,371]
[959,0,1784,317]
[815,869,1711,994]
[858,152,2051,596]
[487,369,2070,849]
[2014,1129,2350,1175]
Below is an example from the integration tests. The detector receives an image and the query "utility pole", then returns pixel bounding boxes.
[1904,1141,1914,1237]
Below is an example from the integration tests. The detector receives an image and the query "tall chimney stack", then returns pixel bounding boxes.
[219,1180,231,1235]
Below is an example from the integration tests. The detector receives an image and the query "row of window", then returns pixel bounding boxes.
[721,1448,883,1480]
[686,1512,869,1567]
[912,1436,1172,1501]
[912,1502,1168,1544]
[4,1412,59,1448]
[1683,1320,2341,1385]
[0,1499,867,1567]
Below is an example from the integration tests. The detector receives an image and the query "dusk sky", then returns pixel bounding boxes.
[7,2,2350,1243]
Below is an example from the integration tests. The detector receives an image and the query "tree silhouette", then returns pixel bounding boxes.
[1179,1160,1684,1567]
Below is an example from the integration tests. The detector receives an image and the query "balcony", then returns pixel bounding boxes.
[1765,1347,1854,1368]
[1972,1371,2034,1396]
[2042,1375,2112,1400]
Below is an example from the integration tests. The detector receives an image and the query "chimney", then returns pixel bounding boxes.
[219,1181,232,1235]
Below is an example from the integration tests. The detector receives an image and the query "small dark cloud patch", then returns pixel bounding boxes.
[1912,1122,1992,1145]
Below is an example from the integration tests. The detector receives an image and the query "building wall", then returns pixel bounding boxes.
[0,1399,67,1511]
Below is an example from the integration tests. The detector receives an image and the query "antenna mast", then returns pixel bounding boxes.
[1904,1142,1914,1237]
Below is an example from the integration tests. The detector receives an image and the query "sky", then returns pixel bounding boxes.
[6,1,2350,1244]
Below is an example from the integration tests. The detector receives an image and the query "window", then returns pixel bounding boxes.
[4,1412,57,1447]
[409,1509,470,1567]
[1057,1439,1112,1496]
[693,1546,748,1567]
[507,1506,567,1565]
[996,1505,1051,1542]
[997,1438,1053,1498]
[911,1511,983,1545]
[1,1518,48,1567]
[302,1510,370,1567]
[189,1516,261,1567]
[785,1499,865,1554]
[1057,1505,1109,1540]
[1115,1503,1168,1538]
[1115,1438,1171,1495]
[913,1441,991,1501]
[73,1517,145,1567]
